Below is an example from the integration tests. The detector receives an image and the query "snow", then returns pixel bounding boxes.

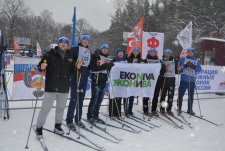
[200,37,225,43]
[1,97,225,151]
[1,66,225,151]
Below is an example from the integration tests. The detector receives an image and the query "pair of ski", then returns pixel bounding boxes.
[32,126,49,151]
[33,125,104,151]
[181,110,223,127]
[82,119,122,143]
[137,110,184,129]
[100,112,151,132]
[158,112,184,129]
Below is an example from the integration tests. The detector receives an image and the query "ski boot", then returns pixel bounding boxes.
[94,117,105,124]
[36,127,43,139]
[54,123,64,135]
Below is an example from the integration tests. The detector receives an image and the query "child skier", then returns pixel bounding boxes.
[87,44,114,124]
[109,48,127,117]
[36,37,75,138]
[66,34,92,129]
[142,48,160,115]
[177,48,201,115]
[126,47,142,116]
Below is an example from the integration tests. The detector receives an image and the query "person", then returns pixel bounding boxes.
[158,49,178,116]
[142,48,161,116]
[177,48,201,115]
[109,48,127,117]
[126,47,142,116]
[27,50,33,57]
[66,34,92,129]
[87,44,114,124]
[36,37,74,138]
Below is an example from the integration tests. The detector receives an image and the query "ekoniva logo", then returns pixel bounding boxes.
[218,81,225,90]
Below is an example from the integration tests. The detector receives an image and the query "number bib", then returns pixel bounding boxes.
[78,46,91,67]
[164,61,175,77]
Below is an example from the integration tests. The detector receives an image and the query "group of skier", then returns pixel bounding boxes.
[35,34,202,139]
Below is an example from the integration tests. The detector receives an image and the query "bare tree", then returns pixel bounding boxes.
[0,0,29,47]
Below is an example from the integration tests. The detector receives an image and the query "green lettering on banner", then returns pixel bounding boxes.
[123,80,130,87]
[136,73,143,81]
[130,80,136,87]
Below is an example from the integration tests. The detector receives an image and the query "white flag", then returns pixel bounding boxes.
[37,41,42,56]
[177,21,192,50]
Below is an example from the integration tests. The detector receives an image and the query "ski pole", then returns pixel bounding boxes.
[188,67,191,118]
[25,60,46,149]
[159,75,167,111]
[195,88,202,117]
[107,71,123,121]
[76,69,82,139]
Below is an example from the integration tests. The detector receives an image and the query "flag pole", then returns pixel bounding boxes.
[72,7,76,46]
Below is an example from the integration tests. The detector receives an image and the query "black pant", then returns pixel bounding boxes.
[151,76,175,112]
[87,83,106,119]
[143,97,150,113]
[160,77,175,111]
[123,96,134,115]
[109,98,127,117]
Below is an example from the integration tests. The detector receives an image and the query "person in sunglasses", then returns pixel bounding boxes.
[36,37,74,138]
[66,34,92,129]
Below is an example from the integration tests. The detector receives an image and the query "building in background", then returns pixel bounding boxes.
[199,37,225,66]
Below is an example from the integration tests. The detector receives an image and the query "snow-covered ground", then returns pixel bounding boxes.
[1,65,225,151]
[1,97,225,151]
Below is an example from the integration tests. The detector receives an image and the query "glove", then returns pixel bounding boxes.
[189,62,196,69]
[108,62,114,70]
[184,61,195,69]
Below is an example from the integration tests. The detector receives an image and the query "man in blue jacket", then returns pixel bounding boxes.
[177,48,202,115]
[66,34,91,129]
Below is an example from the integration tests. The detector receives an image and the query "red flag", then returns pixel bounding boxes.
[127,16,144,55]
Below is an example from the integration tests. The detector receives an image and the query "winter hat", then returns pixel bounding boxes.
[187,47,195,52]
[116,48,125,54]
[58,37,69,44]
[81,34,91,41]
[149,48,156,53]
[132,47,140,53]
[164,49,172,54]
[100,44,109,50]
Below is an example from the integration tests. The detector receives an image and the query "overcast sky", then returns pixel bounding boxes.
[24,0,115,32]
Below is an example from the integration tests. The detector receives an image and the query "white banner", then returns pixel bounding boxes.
[12,56,44,100]
[37,41,42,56]
[142,32,164,59]
[175,65,225,93]
[109,63,161,98]
[177,21,192,51]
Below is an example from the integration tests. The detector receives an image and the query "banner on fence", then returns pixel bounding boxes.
[12,57,109,100]
[175,65,225,93]
[109,63,161,98]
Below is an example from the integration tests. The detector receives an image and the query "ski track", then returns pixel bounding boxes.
[1,98,225,151]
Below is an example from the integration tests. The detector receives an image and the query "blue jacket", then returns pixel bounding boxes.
[178,56,202,82]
